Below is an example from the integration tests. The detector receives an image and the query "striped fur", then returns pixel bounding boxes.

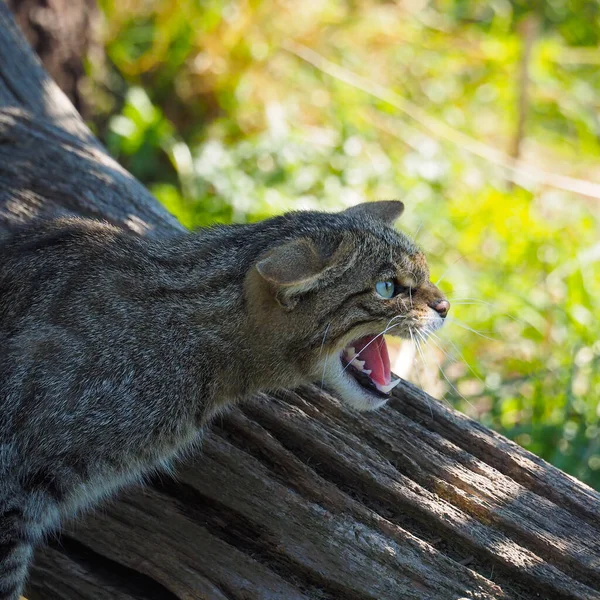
[0,202,447,595]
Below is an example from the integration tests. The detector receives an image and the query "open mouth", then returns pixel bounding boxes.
[340,335,401,399]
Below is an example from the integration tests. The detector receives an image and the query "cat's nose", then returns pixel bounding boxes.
[429,299,450,318]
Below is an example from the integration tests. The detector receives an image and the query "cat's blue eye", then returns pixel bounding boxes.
[375,280,395,299]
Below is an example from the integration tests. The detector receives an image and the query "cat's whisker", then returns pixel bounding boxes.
[434,254,465,287]
[409,328,433,418]
[446,297,513,313]
[410,330,424,379]
[447,297,491,302]
[318,323,331,360]
[415,330,475,410]
[319,322,332,391]
[445,298,533,329]
[414,330,449,410]
[444,317,499,341]
[451,302,492,306]
[441,286,474,296]
[447,296,504,303]
[412,220,424,243]
[385,314,408,328]
[429,331,484,384]
[412,330,428,378]
[320,354,329,392]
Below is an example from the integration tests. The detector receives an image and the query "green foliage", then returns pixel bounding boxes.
[90,0,600,488]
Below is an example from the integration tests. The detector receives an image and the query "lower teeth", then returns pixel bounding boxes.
[349,358,372,375]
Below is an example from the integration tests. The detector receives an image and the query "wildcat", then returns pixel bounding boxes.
[0,200,448,599]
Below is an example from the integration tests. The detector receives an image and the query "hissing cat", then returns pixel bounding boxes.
[0,200,448,599]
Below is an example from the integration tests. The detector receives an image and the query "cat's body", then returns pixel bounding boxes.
[0,202,448,599]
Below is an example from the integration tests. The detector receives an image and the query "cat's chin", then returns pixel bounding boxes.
[320,357,393,412]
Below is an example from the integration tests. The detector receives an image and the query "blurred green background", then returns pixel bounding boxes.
[86,0,600,489]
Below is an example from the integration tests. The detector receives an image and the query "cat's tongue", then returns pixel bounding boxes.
[354,335,391,386]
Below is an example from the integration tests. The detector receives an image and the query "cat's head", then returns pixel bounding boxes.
[246,201,449,411]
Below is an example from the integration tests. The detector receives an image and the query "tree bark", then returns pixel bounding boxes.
[0,3,599,599]
[6,0,96,115]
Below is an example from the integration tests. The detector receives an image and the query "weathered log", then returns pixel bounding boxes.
[1,2,599,598]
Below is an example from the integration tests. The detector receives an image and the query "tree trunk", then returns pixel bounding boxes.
[0,3,599,599]
[6,0,96,116]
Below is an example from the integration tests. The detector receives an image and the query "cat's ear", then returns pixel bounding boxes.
[344,200,404,225]
[256,238,333,308]
[257,238,323,288]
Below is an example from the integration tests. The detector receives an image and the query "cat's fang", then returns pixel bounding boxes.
[374,378,401,394]
[344,347,357,360]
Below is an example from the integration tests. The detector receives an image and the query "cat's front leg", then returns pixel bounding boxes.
[0,503,36,600]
